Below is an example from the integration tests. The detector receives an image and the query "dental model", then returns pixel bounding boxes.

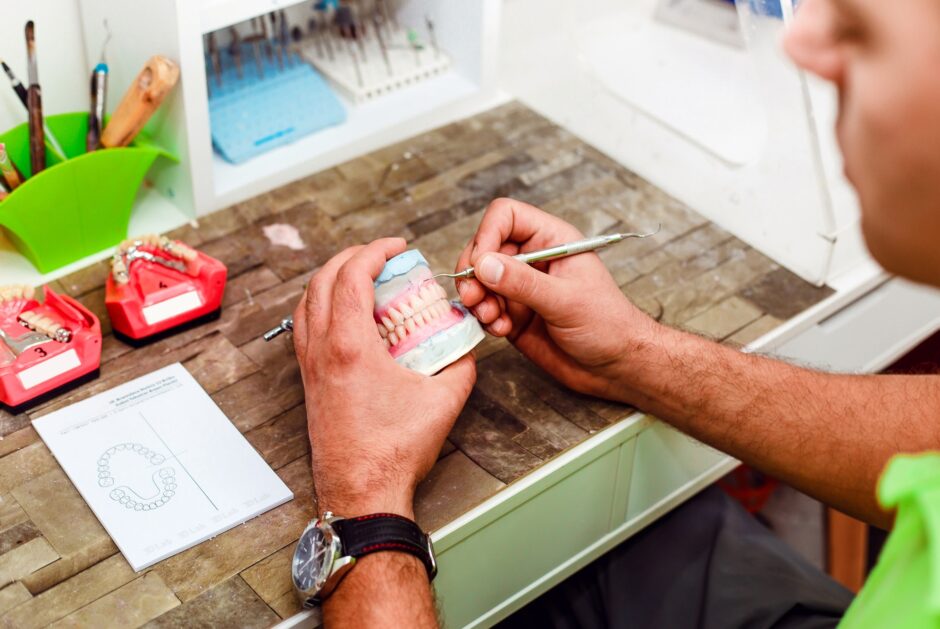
[105,233,227,342]
[373,250,484,375]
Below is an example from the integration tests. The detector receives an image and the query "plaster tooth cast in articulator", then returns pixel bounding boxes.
[0,285,102,409]
[373,250,484,375]
[105,234,227,343]
[18,309,71,343]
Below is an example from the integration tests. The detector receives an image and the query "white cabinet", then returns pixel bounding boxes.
[78,0,501,217]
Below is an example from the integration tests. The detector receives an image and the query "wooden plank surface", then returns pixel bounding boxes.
[0,102,832,627]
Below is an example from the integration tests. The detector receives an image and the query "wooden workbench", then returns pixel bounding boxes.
[0,103,831,628]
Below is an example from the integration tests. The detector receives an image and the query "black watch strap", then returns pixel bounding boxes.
[333,513,436,580]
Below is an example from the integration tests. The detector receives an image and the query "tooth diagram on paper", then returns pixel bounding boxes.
[97,442,178,512]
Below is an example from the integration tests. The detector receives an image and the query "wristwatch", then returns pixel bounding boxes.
[292,511,437,607]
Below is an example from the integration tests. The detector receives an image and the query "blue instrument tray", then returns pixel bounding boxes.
[207,44,346,164]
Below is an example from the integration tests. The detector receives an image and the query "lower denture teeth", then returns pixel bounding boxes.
[405,319,417,334]
[395,325,406,339]
[377,324,388,338]
[382,316,394,331]
[389,332,399,345]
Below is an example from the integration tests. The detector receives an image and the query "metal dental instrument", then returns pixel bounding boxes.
[262,226,661,342]
[263,317,294,342]
[432,226,661,281]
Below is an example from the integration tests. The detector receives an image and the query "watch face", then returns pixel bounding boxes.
[292,524,332,593]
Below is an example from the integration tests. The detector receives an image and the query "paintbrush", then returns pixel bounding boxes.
[25,21,45,176]
[0,143,24,190]
[0,59,65,161]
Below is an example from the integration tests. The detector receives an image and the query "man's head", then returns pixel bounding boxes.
[785,0,940,284]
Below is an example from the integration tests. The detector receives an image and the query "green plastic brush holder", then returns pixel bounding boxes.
[0,112,176,274]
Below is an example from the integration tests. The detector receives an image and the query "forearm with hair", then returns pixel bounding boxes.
[323,552,438,628]
[619,327,940,529]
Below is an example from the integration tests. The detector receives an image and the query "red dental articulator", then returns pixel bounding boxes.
[105,234,227,344]
[0,285,102,409]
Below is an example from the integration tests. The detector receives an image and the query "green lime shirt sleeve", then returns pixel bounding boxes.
[839,453,940,628]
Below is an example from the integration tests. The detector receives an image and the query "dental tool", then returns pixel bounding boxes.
[261,225,661,343]
[1,60,65,161]
[87,20,112,152]
[263,317,294,341]
[433,226,662,280]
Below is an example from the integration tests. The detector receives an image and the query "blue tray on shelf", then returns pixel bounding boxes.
[208,44,346,164]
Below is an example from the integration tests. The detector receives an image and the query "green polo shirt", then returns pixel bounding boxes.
[840,453,940,628]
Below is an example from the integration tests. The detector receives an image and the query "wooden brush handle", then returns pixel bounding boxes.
[100,56,180,148]
[27,86,45,175]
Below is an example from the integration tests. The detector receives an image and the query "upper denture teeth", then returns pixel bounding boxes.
[400,303,414,318]
[388,332,399,345]
[405,319,417,334]
[381,316,395,331]
[377,324,388,338]
[436,284,447,299]
[420,286,435,303]
[389,307,404,325]
[395,325,406,339]
[410,294,424,311]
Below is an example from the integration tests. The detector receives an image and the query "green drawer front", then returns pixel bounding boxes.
[435,444,628,628]
[626,421,728,521]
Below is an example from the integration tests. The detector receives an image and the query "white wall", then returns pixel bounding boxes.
[0,0,90,134]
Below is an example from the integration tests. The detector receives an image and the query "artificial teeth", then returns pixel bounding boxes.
[389,332,399,345]
[410,295,423,311]
[389,308,404,325]
[401,303,414,317]
[377,324,388,338]
[382,316,395,331]
[405,319,417,334]
[395,325,406,339]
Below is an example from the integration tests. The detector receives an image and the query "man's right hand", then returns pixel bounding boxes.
[456,198,659,402]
